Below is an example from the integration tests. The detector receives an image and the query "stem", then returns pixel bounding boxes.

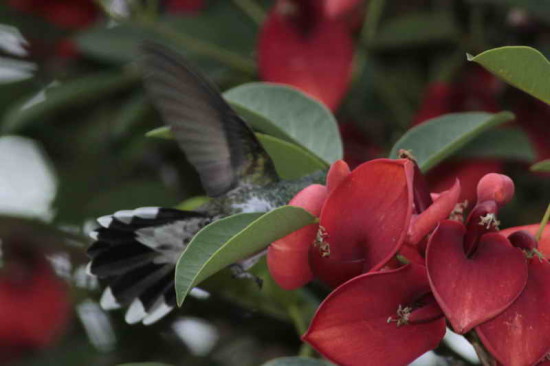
[465,331,494,366]
[288,304,307,335]
[288,303,315,357]
[231,0,266,25]
[298,342,314,358]
[360,0,385,47]
[352,0,385,80]
[536,203,550,241]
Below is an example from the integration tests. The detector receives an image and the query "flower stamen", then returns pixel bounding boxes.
[479,213,500,230]
[313,225,331,257]
[387,304,412,327]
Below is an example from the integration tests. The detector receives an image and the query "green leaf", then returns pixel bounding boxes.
[389,112,515,171]
[531,159,550,172]
[262,357,332,366]
[175,206,317,306]
[75,24,146,64]
[111,92,151,137]
[76,2,256,66]
[257,133,327,179]
[468,46,550,105]
[459,127,535,162]
[144,128,327,180]
[145,126,173,139]
[373,12,459,48]
[224,83,343,164]
[2,71,139,132]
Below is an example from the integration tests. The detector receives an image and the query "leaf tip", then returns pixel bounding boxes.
[466,53,475,62]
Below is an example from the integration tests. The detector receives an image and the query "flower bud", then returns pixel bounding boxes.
[476,173,514,207]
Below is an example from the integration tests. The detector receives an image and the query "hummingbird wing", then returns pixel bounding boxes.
[141,43,277,197]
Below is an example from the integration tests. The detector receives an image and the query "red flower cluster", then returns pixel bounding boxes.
[8,0,98,30]
[268,158,550,366]
[258,0,360,110]
[0,248,70,363]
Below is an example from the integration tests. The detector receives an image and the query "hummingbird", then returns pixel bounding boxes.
[87,43,326,325]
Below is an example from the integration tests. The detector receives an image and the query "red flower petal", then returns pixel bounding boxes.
[303,264,446,366]
[9,0,98,30]
[427,160,503,206]
[322,0,363,19]
[0,258,70,349]
[267,184,328,290]
[258,7,354,110]
[426,221,528,333]
[477,258,550,366]
[408,179,461,246]
[310,159,414,287]
[476,173,515,207]
[501,224,550,257]
[326,159,350,193]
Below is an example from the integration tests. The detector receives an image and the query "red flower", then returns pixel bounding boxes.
[474,228,550,366]
[477,255,550,366]
[303,264,446,366]
[267,184,328,290]
[309,159,414,288]
[322,0,364,20]
[412,67,503,205]
[0,252,70,360]
[258,0,354,110]
[268,159,414,289]
[8,0,98,30]
[268,160,350,290]
[427,159,503,206]
[426,220,528,334]
[501,224,550,257]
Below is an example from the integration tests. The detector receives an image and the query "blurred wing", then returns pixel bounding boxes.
[141,43,277,197]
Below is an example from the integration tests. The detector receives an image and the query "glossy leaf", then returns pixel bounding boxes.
[262,357,331,366]
[145,127,327,179]
[224,83,343,164]
[257,133,327,179]
[175,207,317,306]
[2,71,139,132]
[468,46,550,105]
[531,159,550,172]
[459,127,535,162]
[389,111,515,171]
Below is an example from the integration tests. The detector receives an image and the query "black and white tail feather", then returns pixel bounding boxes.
[86,43,278,325]
[87,207,212,325]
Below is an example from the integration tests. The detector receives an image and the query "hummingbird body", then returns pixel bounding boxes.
[201,170,326,216]
[86,43,329,325]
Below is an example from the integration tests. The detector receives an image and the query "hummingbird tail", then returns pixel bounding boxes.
[86,207,212,325]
